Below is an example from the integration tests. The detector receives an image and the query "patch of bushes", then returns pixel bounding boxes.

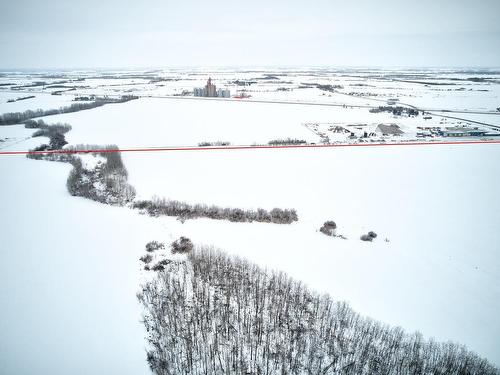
[319,220,337,236]
[360,231,378,242]
[146,241,165,252]
[28,143,135,206]
[171,237,193,254]
[64,146,136,206]
[140,254,153,264]
[24,119,72,151]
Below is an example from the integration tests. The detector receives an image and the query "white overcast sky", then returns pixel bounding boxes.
[1,0,499,68]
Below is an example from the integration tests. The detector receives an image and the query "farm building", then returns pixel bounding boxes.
[439,127,488,137]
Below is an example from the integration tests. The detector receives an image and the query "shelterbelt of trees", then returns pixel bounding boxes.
[139,247,499,375]
[133,198,298,224]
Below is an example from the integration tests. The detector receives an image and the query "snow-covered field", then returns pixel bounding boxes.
[123,142,500,365]
[43,97,445,147]
[1,68,500,371]
[0,148,160,374]
[42,98,324,147]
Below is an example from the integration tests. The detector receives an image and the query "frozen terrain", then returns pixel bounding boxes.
[1,68,500,371]
[0,91,79,113]
[124,143,500,365]
[0,148,158,374]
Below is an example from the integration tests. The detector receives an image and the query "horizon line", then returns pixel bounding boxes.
[2,65,500,72]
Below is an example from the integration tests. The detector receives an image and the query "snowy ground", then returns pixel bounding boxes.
[0,142,161,375]
[42,98,324,147]
[25,96,500,149]
[1,68,500,371]
[122,144,500,365]
[0,91,79,113]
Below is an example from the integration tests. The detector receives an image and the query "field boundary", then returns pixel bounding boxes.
[1,139,500,156]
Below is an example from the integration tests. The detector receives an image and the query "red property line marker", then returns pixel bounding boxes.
[1,140,500,156]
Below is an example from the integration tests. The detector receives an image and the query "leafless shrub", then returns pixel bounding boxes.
[319,220,337,236]
[140,254,153,264]
[145,241,165,252]
[361,231,378,242]
[171,237,193,254]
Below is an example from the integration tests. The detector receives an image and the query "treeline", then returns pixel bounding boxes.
[310,83,344,92]
[268,138,307,146]
[198,141,230,147]
[0,95,138,125]
[370,106,419,116]
[11,81,46,90]
[6,95,35,102]
[133,197,298,224]
[138,247,499,375]
[28,144,135,206]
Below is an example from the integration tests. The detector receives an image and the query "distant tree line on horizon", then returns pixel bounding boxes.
[138,247,498,375]
[0,95,138,126]
[309,83,344,92]
[369,106,419,117]
[7,95,36,103]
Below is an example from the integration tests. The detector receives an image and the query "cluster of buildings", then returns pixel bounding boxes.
[193,78,230,98]
[416,126,490,138]
[439,127,488,137]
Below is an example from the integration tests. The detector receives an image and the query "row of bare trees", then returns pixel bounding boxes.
[268,138,307,146]
[138,247,498,375]
[133,198,298,224]
[0,95,138,125]
[369,106,419,116]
